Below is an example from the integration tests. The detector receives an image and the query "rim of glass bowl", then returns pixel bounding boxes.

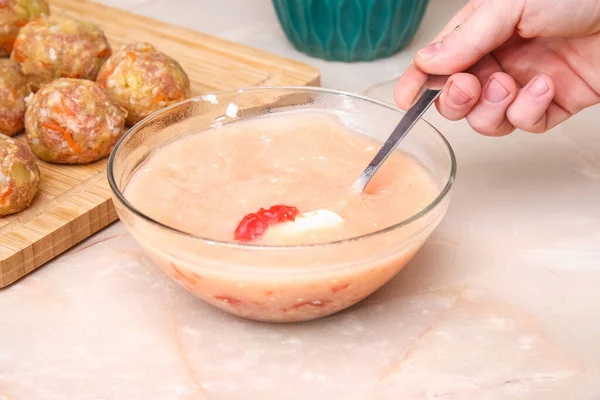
[107,86,456,251]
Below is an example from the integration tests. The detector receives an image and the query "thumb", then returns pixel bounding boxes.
[414,0,523,75]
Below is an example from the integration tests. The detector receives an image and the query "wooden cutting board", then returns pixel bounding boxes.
[0,0,320,288]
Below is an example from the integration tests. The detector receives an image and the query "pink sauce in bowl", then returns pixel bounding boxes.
[108,87,455,322]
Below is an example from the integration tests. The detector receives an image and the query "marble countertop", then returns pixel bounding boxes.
[2,1,600,399]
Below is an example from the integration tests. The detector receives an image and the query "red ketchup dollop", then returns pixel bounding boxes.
[234,205,299,242]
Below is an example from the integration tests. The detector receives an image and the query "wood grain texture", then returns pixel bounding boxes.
[0,0,320,288]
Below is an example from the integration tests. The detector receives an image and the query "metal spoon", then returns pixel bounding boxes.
[352,75,450,193]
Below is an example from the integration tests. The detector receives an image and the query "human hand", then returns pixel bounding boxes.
[395,0,600,135]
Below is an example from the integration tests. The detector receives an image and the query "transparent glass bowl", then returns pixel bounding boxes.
[107,87,456,323]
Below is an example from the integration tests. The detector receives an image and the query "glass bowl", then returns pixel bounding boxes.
[107,87,456,323]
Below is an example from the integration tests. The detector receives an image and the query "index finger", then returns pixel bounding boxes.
[395,2,475,110]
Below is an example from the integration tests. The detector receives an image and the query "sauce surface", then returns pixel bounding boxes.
[124,112,438,245]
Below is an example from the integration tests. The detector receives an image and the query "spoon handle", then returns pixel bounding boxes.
[352,75,448,193]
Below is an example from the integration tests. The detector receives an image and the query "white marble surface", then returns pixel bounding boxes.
[2,0,600,399]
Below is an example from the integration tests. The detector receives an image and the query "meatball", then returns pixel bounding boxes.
[97,42,190,126]
[11,15,111,91]
[25,78,126,164]
[0,62,30,136]
[0,0,49,56]
[0,134,40,216]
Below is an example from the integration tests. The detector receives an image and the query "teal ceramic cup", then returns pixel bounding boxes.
[273,0,429,62]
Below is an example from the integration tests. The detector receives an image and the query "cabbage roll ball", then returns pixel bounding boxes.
[25,78,126,164]
[11,15,111,90]
[0,62,30,136]
[97,42,190,126]
[0,0,49,56]
[0,134,40,216]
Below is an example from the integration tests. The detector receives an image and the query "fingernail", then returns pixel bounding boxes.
[447,82,471,106]
[527,76,549,97]
[484,79,509,103]
[417,41,442,61]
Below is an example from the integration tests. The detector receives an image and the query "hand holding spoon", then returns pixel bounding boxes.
[352,75,449,193]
